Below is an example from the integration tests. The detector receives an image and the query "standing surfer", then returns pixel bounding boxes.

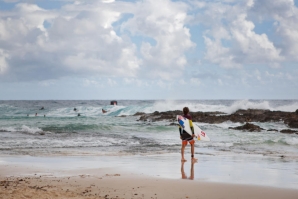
[179,107,197,162]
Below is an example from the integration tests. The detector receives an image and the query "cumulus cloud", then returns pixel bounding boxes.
[0,0,297,87]
[121,0,195,80]
[0,1,140,82]
[250,0,298,60]
[193,0,284,68]
[0,0,196,83]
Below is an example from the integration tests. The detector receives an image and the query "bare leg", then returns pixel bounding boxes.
[181,144,187,162]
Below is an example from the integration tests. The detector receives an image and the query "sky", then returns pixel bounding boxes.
[0,0,297,100]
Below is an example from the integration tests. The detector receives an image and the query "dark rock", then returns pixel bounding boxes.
[280,129,298,134]
[133,112,145,116]
[136,109,298,125]
[296,109,298,115]
[0,130,11,132]
[267,129,278,132]
[288,120,298,128]
[229,123,265,132]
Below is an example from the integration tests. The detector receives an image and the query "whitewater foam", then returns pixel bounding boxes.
[223,100,271,114]
[20,125,43,134]
[285,137,298,146]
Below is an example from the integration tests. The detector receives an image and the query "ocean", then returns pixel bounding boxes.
[0,99,298,159]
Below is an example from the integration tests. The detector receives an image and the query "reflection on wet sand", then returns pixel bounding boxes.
[181,161,196,180]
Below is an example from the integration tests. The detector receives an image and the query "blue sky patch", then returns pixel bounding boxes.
[43,20,51,29]
[0,1,15,10]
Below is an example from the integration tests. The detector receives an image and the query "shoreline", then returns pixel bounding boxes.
[1,172,298,199]
[1,154,298,198]
[1,153,298,189]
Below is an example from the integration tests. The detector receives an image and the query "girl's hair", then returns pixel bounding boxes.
[183,107,189,115]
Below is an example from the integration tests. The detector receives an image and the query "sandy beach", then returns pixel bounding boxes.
[1,172,298,199]
[1,154,298,199]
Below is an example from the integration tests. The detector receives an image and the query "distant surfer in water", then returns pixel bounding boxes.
[102,109,108,113]
[179,107,197,162]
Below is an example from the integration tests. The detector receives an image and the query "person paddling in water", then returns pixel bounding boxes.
[179,107,197,162]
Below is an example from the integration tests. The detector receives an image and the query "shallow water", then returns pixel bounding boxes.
[1,154,297,189]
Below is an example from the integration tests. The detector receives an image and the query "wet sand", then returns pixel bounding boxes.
[1,154,298,199]
[1,173,298,199]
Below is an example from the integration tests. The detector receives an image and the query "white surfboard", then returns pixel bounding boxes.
[177,115,210,142]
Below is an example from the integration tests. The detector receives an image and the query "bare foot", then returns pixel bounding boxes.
[181,159,187,162]
[191,158,198,163]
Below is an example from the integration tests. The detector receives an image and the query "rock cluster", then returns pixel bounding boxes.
[229,123,265,132]
[135,109,298,134]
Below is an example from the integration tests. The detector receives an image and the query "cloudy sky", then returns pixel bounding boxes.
[0,0,297,100]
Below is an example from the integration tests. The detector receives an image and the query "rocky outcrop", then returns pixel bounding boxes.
[229,123,265,132]
[288,120,298,128]
[134,112,145,116]
[267,129,278,132]
[135,109,298,128]
[136,110,183,122]
[280,129,298,134]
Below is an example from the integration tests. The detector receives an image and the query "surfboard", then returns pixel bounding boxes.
[177,115,210,142]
